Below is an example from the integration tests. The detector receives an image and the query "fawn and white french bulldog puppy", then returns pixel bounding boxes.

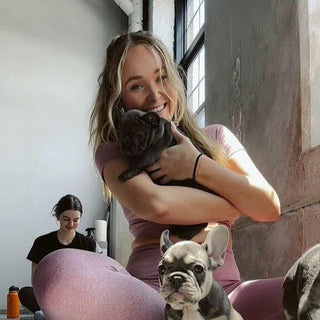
[158,225,243,320]
[282,243,320,320]
[114,108,208,240]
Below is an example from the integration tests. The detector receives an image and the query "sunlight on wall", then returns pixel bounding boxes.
[309,0,320,147]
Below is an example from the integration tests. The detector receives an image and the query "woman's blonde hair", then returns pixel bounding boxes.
[89,31,226,164]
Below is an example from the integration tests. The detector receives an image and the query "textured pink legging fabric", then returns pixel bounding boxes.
[33,249,285,320]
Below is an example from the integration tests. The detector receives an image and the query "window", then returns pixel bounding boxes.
[186,0,205,50]
[175,0,206,127]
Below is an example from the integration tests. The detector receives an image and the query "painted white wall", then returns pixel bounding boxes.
[0,0,127,309]
[149,0,175,56]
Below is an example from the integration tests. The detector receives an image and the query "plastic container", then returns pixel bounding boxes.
[7,285,20,319]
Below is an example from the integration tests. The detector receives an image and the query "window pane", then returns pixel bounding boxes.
[187,46,205,114]
[199,0,205,27]
[196,107,205,128]
[186,0,205,49]
[199,77,205,106]
[200,46,205,77]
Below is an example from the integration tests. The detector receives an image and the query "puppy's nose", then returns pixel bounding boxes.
[169,275,185,290]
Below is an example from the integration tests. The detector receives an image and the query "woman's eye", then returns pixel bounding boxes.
[136,132,144,142]
[157,75,167,82]
[131,84,143,91]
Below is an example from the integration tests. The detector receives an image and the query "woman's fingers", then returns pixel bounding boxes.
[149,168,164,180]
[159,175,171,184]
[171,122,186,143]
[147,163,172,183]
[146,124,196,182]
[146,163,160,172]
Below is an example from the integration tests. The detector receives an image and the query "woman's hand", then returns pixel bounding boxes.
[147,123,201,184]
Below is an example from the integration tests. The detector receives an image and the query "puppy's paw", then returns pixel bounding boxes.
[118,173,129,182]
[118,168,142,182]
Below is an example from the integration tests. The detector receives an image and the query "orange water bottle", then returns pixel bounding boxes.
[7,285,20,319]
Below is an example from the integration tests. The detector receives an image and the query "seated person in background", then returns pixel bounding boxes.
[18,194,97,318]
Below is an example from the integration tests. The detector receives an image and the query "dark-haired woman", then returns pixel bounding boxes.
[18,194,97,319]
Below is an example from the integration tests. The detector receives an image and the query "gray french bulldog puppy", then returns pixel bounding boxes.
[114,108,208,240]
[115,108,175,182]
[158,225,243,320]
[282,243,320,320]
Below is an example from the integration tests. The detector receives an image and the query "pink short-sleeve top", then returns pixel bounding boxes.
[95,124,245,238]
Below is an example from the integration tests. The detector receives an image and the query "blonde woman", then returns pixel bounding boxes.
[33,31,284,320]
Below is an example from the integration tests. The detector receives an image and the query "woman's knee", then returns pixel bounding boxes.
[33,248,165,320]
[33,249,126,300]
[228,277,285,320]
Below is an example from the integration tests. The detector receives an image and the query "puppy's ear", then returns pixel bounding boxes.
[141,112,160,127]
[160,229,173,255]
[202,225,229,268]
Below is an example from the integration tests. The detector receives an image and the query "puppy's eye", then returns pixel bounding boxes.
[123,136,131,147]
[136,132,144,142]
[193,264,204,274]
[158,265,166,275]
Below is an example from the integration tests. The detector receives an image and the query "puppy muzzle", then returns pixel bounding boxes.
[169,274,186,290]
[160,271,204,307]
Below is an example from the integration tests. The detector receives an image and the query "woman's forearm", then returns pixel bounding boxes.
[104,158,253,226]
[195,155,281,221]
[139,184,242,225]
[104,159,240,224]
[144,125,280,222]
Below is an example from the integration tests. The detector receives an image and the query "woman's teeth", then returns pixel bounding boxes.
[151,104,165,113]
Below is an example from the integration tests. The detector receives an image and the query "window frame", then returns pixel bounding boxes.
[175,0,206,120]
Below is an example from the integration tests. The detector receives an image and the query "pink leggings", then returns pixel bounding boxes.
[34,249,285,320]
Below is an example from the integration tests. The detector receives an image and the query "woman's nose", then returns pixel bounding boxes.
[146,83,161,102]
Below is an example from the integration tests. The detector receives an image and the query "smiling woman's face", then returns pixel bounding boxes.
[120,44,178,121]
[58,210,81,233]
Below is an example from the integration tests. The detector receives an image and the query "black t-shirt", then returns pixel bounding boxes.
[27,231,96,264]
